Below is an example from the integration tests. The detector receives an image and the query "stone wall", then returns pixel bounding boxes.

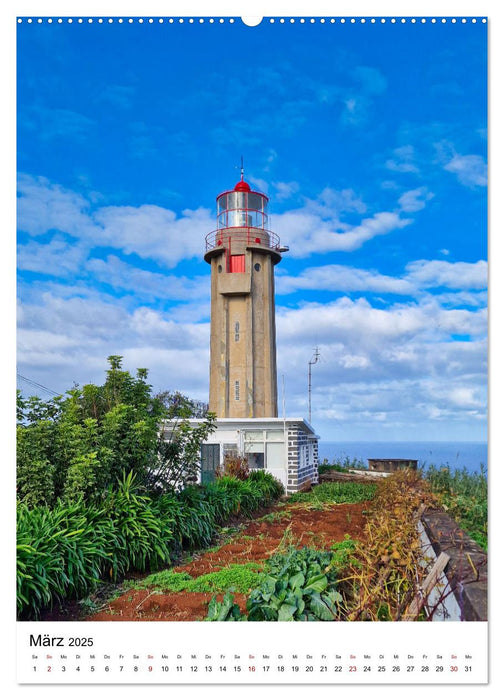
[286,423,319,494]
[421,509,487,621]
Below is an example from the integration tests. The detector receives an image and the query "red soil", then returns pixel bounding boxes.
[85,500,371,622]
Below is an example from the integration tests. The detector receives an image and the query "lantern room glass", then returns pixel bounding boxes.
[217,191,268,230]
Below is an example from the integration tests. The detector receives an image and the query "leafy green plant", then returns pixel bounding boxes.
[187,564,263,593]
[103,471,173,577]
[330,536,358,572]
[246,547,344,621]
[206,592,246,621]
[136,570,194,592]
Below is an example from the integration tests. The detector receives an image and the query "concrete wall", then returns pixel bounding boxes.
[206,235,280,419]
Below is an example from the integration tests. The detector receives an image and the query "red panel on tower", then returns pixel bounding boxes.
[229,254,245,273]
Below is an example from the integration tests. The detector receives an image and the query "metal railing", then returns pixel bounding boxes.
[205,227,281,253]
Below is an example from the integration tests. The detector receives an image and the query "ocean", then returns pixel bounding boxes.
[318,441,487,474]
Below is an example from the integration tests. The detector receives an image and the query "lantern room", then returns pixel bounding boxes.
[205,176,283,259]
[216,178,269,230]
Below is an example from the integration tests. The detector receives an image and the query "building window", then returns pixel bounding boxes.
[244,429,286,471]
[235,321,240,341]
[234,381,240,401]
[223,443,239,461]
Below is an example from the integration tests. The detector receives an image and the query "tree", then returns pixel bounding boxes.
[16,357,216,505]
[146,391,216,492]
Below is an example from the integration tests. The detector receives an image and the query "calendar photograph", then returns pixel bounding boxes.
[15,4,489,686]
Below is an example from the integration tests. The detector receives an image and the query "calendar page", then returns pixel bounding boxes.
[11,0,493,693]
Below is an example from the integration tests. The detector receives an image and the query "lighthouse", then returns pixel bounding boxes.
[164,170,319,493]
[204,173,286,419]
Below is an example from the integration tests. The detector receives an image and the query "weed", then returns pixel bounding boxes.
[132,563,264,595]
[342,470,438,621]
[258,509,289,524]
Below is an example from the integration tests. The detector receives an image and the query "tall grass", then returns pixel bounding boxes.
[423,463,487,550]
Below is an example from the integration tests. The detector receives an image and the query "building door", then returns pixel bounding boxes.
[200,443,220,485]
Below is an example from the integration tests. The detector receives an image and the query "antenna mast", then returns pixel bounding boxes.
[308,347,320,424]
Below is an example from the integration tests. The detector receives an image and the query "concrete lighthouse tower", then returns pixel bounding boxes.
[163,170,319,491]
[204,172,285,419]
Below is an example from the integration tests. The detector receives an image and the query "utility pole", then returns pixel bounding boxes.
[308,347,320,424]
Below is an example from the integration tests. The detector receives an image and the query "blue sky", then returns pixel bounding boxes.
[16,16,488,441]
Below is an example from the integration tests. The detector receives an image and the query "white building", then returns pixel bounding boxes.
[197,417,319,493]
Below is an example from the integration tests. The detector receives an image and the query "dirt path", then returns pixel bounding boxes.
[86,499,371,622]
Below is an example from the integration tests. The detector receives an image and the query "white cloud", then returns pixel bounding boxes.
[272,181,300,201]
[435,141,487,187]
[275,209,412,257]
[444,153,487,187]
[18,174,427,266]
[17,236,87,275]
[385,145,420,174]
[398,187,434,213]
[86,255,209,301]
[17,173,215,268]
[303,187,367,217]
[277,258,487,298]
[93,204,212,267]
[406,259,487,289]
[17,174,95,238]
[16,173,486,441]
[277,264,415,295]
[17,291,211,397]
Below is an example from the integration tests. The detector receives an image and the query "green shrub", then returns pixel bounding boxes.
[16,466,285,619]
[103,472,172,577]
[176,486,217,549]
[16,499,111,619]
[248,470,284,499]
[317,455,367,474]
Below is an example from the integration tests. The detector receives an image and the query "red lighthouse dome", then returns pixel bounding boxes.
[234,179,251,192]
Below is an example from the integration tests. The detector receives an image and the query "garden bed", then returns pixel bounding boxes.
[84,499,372,621]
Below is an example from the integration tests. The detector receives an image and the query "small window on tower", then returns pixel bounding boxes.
[235,321,240,341]
[234,381,240,401]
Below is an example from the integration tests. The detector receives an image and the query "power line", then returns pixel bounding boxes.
[16,373,61,397]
